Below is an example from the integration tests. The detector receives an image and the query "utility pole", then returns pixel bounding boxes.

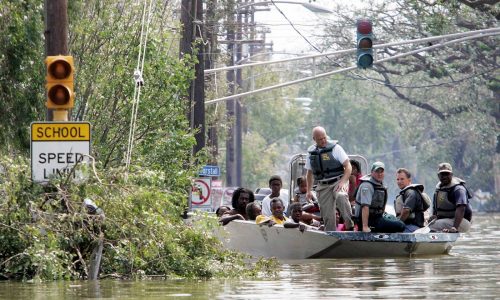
[206,0,219,164]
[225,0,237,186]
[180,0,205,156]
[44,0,69,121]
[235,3,243,187]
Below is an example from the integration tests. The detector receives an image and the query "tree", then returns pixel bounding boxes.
[315,0,499,200]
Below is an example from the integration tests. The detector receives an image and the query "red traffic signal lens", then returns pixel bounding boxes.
[48,60,72,80]
[48,84,71,105]
[357,19,372,34]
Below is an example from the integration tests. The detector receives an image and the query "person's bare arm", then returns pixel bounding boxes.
[219,214,244,226]
[306,169,314,200]
[335,159,352,192]
[362,206,370,232]
[449,205,466,232]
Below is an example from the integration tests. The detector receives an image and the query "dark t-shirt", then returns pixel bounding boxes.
[402,188,425,227]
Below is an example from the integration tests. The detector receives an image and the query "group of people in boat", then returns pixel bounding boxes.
[217,126,473,234]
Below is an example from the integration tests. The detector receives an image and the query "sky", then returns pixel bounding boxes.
[251,0,362,54]
[253,0,334,54]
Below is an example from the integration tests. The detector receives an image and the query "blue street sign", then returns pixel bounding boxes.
[199,165,220,177]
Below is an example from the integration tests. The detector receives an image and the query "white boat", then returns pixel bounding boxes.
[217,220,459,259]
[213,153,459,259]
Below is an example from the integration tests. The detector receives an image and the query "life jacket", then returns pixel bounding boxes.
[308,142,344,181]
[434,177,472,221]
[394,184,430,220]
[355,176,387,218]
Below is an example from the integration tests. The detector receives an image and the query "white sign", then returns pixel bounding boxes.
[191,177,212,211]
[31,122,91,183]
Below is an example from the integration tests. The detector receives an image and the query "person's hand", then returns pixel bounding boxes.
[267,220,276,227]
[306,191,314,201]
[334,180,348,192]
[318,225,325,231]
[443,226,457,233]
[362,226,371,233]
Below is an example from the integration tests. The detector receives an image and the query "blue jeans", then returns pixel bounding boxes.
[403,224,420,233]
[368,215,405,233]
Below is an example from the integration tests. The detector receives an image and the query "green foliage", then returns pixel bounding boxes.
[303,76,399,157]
[0,0,45,152]
[0,0,280,281]
[242,132,282,188]
[312,0,499,200]
[0,156,279,281]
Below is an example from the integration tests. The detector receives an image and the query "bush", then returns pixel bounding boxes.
[0,156,278,281]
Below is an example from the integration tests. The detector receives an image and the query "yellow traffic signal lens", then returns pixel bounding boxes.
[49,60,72,80]
[48,84,71,105]
[358,38,372,49]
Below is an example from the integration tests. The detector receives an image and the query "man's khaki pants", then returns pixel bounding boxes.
[316,182,353,231]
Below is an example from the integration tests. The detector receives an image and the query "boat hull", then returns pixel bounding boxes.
[218,220,458,259]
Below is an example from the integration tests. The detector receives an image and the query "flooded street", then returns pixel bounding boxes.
[1,213,499,299]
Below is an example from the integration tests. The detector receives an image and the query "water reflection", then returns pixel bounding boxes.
[1,213,499,299]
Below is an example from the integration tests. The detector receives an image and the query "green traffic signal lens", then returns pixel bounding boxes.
[358,54,373,69]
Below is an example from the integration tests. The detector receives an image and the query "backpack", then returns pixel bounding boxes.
[418,190,432,211]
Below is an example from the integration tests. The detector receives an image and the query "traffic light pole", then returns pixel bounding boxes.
[44,0,70,121]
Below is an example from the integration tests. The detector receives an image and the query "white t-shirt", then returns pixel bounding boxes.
[261,193,289,217]
[305,142,349,171]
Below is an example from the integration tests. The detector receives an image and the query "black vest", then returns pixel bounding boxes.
[355,177,387,218]
[308,142,344,181]
[395,184,425,227]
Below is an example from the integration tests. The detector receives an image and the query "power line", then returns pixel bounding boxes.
[250,5,499,90]
[205,31,499,104]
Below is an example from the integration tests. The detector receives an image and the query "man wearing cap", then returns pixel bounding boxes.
[305,126,353,231]
[429,163,473,233]
[354,161,405,233]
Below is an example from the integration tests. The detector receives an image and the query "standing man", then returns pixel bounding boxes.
[429,163,472,233]
[354,162,405,233]
[305,126,353,231]
[261,175,289,216]
[395,168,429,232]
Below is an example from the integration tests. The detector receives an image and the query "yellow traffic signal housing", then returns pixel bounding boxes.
[45,55,74,109]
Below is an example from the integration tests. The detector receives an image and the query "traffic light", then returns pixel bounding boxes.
[356,19,373,69]
[45,55,74,110]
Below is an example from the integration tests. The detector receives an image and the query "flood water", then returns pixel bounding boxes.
[1,213,499,299]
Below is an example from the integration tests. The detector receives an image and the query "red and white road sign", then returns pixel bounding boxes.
[191,178,212,206]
